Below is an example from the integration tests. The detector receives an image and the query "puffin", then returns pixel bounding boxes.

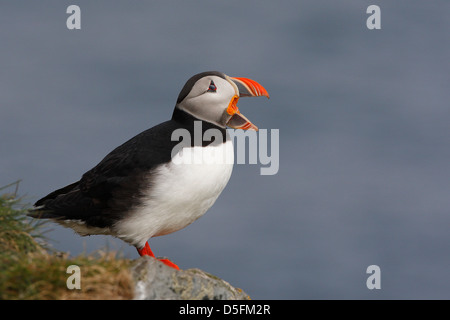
[28,71,269,269]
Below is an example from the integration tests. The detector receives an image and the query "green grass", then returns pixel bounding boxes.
[0,183,134,300]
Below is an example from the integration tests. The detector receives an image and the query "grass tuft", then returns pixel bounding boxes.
[0,183,134,300]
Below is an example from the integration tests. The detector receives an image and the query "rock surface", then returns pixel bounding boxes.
[131,256,251,300]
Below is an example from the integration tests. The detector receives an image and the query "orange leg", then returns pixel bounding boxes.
[136,241,180,270]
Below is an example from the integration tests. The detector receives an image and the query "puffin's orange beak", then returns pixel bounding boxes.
[230,77,270,98]
[226,77,269,131]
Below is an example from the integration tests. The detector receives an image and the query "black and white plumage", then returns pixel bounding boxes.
[29,71,269,267]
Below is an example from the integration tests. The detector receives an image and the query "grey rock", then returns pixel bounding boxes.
[131,256,251,300]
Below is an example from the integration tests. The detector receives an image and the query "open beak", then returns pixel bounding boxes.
[225,76,269,131]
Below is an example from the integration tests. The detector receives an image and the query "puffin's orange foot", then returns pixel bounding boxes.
[136,242,180,270]
[137,242,155,257]
[158,258,180,270]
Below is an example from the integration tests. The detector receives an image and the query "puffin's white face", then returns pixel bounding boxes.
[177,75,237,128]
[175,72,269,130]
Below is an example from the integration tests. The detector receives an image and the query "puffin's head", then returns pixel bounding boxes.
[175,71,269,130]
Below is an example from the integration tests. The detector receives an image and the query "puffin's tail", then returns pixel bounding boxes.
[27,207,61,219]
[27,181,80,220]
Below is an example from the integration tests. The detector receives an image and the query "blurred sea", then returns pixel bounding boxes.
[1,1,449,299]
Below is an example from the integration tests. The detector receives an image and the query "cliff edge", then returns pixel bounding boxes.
[131,256,251,300]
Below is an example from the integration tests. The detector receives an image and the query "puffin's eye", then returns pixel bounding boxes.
[207,80,217,92]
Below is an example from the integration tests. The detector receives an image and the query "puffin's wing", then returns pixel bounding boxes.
[30,121,179,224]
[78,123,178,199]
[34,181,79,207]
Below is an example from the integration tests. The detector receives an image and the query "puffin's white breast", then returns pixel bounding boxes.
[115,138,234,247]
